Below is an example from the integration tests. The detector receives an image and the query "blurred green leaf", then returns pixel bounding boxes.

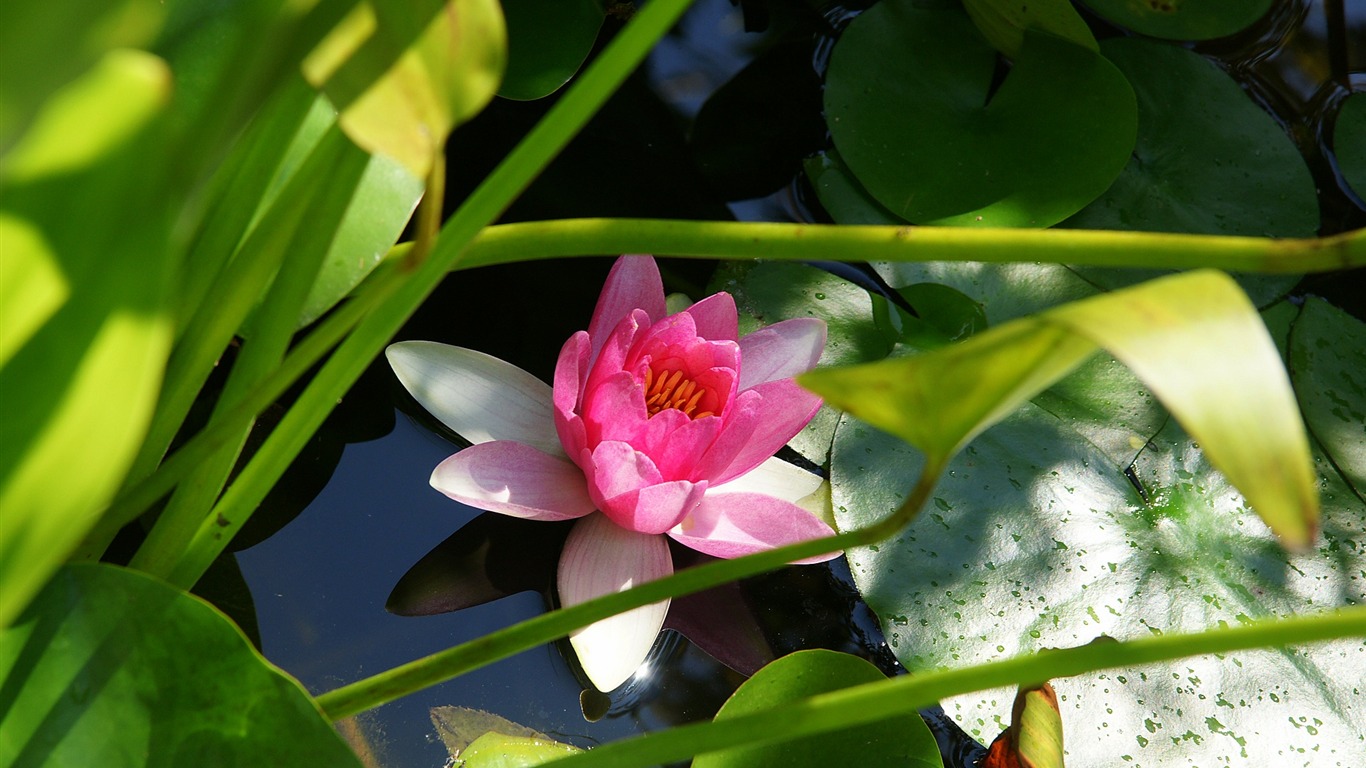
[824,1,1135,227]
[693,649,942,768]
[305,0,507,177]
[1079,0,1273,40]
[0,65,177,626]
[962,0,1095,58]
[1334,92,1366,200]
[803,270,1318,547]
[499,0,603,101]
[0,564,362,766]
[0,0,164,153]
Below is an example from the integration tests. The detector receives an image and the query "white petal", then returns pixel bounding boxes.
[713,455,823,503]
[387,341,564,456]
[557,514,672,692]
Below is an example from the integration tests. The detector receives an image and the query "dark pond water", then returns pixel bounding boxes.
[225,0,1366,765]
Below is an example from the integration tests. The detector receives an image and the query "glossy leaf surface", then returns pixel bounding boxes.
[693,649,943,768]
[962,0,1095,58]
[1065,38,1318,239]
[499,0,603,100]
[825,1,1135,227]
[0,564,362,766]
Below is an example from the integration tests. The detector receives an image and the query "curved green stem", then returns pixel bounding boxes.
[539,605,1366,768]
[314,459,946,720]
[460,219,1366,274]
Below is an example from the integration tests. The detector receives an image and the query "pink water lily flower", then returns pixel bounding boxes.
[386,255,839,691]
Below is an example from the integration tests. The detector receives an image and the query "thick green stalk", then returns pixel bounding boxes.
[314,459,946,720]
[158,0,700,589]
[460,219,1366,274]
[539,605,1366,768]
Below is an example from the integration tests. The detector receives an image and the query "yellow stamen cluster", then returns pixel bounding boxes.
[643,366,713,419]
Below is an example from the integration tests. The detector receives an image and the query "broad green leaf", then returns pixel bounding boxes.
[0,564,362,766]
[0,0,164,152]
[1079,0,1274,40]
[304,0,507,177]
[824,1,1135,227]
[499,0,603,101]
[1064,40,1317,304]
[962,0,1095,58]
[0,216,66,370]
[0,86,176,628]
[828,403,1365,765]
[693,649,942,768]
[1335,92,1366,199]
[0,49,171,184]
[802,270,1318,547]
[1289,298,1365,495]
[875,261,1098,326]
[460,733,582,766]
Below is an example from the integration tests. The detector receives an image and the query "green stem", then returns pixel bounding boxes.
[539,605,1366,768]
[459,219,1366,274]
[315,459,946,720]
[158,0,700,589]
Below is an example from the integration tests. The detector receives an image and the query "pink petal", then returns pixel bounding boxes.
[430,441,595,521]
[737,318,827,391]
[553,332,591,464]
[588,256,666,365]
[599,480,707,535]
[692,380,822,485]
[581,371,649,447]
[387,341,563,456]
[558,514,673,691]
[668,492,840,564]
[585,309,650,398]
[683,292,738,341]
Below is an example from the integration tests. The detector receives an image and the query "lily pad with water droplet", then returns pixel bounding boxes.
[827,295,1366,765]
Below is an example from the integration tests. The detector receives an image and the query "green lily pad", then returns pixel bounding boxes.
[1290,298,1366,495]
[499,0,603,101]
[824,0,1135,227]
[1079,0,1274,41]
[803,149,907,226]
[0,564,362,766]
[1062,38,1314,304]
[694,649,942,768]
[826,291,1366,764]
[1334,92,1366,200]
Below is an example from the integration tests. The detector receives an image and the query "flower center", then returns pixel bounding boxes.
[642,366,714,419]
